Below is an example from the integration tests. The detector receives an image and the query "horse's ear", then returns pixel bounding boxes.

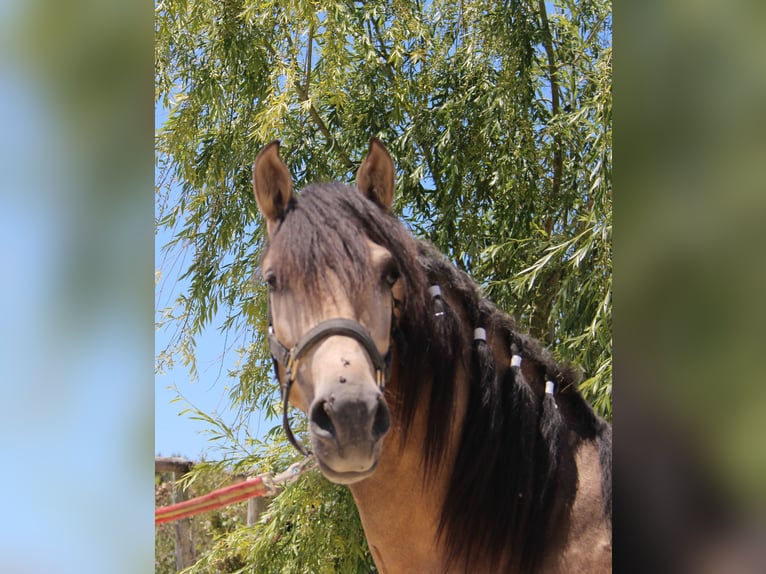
[356,137,395,212]
[253,141,293,235]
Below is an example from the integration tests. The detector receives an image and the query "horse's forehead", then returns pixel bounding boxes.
[317,240,393,297]
[263,238,391,309]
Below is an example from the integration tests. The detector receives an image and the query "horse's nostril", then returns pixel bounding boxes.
[371,398,391,441]
[310,400,335,438]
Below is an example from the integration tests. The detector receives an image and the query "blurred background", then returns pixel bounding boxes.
[616,1,766,571]
[0,1,153,572]
[0,0,763,572]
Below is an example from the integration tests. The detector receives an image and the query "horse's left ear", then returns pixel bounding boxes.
[253,141,293,235]
[356,137,395,212]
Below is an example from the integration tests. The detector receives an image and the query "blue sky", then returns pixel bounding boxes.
[154,104,270,462]
[154,243,246,461]
[154,247,272,462]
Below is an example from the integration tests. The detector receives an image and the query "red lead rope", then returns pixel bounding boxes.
[155,457,316,525]
[156,476,269,525]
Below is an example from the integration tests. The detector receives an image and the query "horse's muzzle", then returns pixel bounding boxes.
[309,386,391,484]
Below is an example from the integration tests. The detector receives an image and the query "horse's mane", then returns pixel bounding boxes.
[265,182,612,573]
[419,242,612,572]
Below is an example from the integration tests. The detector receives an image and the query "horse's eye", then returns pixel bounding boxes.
[263,271,277,291]
[382,263,400,288]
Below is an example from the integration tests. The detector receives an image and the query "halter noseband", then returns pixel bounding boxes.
[268,308,393,456]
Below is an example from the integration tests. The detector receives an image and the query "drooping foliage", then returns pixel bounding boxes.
[155,0,611,569]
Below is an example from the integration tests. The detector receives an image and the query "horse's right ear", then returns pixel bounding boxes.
[253,141,293,235]
[356,137,395,212]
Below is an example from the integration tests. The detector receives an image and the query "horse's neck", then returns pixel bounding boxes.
[349,300,611,573]
[348,392,611,574]
[348,439,442,573]
[348,370,469,574]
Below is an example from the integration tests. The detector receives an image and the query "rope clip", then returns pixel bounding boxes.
[261,455,317,496]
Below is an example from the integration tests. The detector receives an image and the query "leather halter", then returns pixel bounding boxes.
[267,303,393,456]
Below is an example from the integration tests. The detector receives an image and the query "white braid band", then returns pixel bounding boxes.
[473,327,486,341]
[545,380,555,395]
[428,285,442,298]
[511,354,522,368]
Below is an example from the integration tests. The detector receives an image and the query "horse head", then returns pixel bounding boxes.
[252,139,400,484]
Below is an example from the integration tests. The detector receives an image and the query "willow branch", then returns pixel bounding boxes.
[265,33,354,170]
[530,1,565,336]
[537,0,562,212]
[305,23,313,90]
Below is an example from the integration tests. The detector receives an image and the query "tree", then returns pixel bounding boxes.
[155,0,611,569]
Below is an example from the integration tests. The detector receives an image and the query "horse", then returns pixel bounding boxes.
[251,138,612,573]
